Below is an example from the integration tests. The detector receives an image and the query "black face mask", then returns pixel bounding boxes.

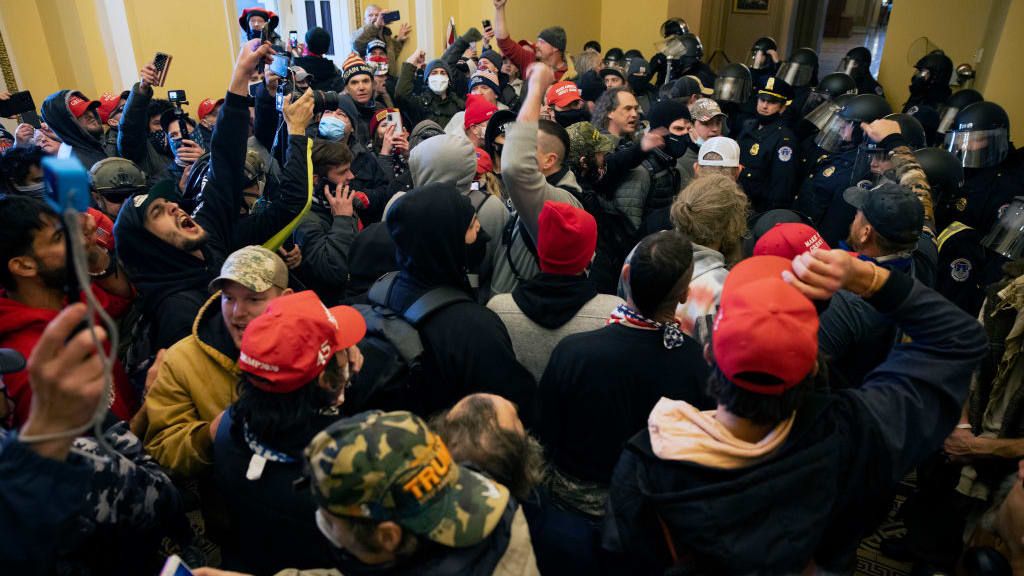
[554,108,590,128]
[910,74,930,93]
[757,111,782,125]
[663,133,689,159]
[149,129,170,155]
[628,76,650,93]
[466,227,492,270]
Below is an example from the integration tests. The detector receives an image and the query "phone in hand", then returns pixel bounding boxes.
[270,54,290,78]
[153,52,172,87]
[482,19,492,30]
[383,10,401,24]
[0,90,35,118]
[386,111,402,135]
[289,30,298,49]
[158,554,194,576]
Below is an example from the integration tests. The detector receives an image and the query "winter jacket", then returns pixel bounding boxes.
[396,62,465,129]
[273,502,538,576]
[384,183,538,424]
[497,37,571,84]
[40,90,110,169]
[675,243,729,338]
[0,288,138,427]
[141,292,240,477]
[234,133,313,249]
[102,126,119,158]
[487,275,624,381]
[602,273,988,575]
[116,82,173,184]
[490,122,583,296]
[291,55,346,93]
[294,206,359,306]
[351,24,408,74]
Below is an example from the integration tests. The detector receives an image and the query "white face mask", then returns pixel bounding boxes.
[316,509,346,549]
[13,181,45,195]
[428,74,450,95]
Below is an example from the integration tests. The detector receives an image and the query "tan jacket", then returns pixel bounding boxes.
[273,507,539,576]
[140,292,239,477]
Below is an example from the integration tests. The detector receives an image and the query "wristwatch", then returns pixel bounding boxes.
[956,423,972,430]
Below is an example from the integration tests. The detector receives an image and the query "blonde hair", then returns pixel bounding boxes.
[572,51,601,74]
[670,174,750,262]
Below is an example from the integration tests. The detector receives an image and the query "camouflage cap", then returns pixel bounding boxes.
[690,97,728,123]
[209,245,288,293]
[305,410,510,548]
[566,122,613,172]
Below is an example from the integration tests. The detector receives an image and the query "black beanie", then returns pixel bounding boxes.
[538,26,567,53]
[647,100,691,130]
[306,27,331,56]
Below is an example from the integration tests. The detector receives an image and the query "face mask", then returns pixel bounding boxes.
[757,111,782,125]
[910,74,929,93]
[315,509,345,549]
[628,76,649,93]
[12,181,45,197]
[368,56,389,76]
[169,137,183,158]
[319,116,347,141]
[149,129,169,155]
[466,227,492,270]
[692,134,705,147]
[428,75,450,95]
[663,134,689,159]
[554,108,590,128]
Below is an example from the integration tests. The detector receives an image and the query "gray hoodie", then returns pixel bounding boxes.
[676,243,729,343]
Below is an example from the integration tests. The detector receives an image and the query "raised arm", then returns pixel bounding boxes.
[117,63,158,165]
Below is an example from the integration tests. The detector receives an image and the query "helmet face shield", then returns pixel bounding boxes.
[936,105,960,135]
[837,58,858,75]
[944,126,1009,168]
[713,76,751,103]
[804,99,842,131]
[778,61,813,87]
[982,196,1024,259]
[748,50,770,70]
[815,115,857,152]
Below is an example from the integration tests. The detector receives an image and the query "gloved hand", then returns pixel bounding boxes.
[462,27,483,44]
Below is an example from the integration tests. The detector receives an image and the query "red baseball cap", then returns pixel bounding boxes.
[753,223,829,261]
[68,92,101,119]
[712,256,818,395]
[474,147,493,176]
[537,201,597,275]
[545,81,582,109]
[96,92,126,124]
[239,291,367,394]
[197,98,225,119]
[464,93,497,129]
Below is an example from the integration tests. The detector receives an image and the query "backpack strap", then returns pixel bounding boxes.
[403,286,472,326]
[368,271,400,308]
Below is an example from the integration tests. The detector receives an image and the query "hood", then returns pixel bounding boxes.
[691,243,726,279]
[410,119,445,147]
[335,92,361,127]
[628,395,842,574]
[292,55,341,85]
[387,182,475,291]
[192,291,240,373]
[113,186,216,313]
[409,133,476,191]
[511,273,599,329]
[424,59,451,78]
[40,90,107,167]
[0,295,56,341]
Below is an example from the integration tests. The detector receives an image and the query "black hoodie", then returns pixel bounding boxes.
[40,90,108,169]
[383,184,537,424]
[291,55,346,93]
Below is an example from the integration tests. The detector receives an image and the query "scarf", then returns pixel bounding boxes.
[607,303,687,349]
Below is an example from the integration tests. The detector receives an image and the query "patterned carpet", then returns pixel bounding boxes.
[855,473,915,576]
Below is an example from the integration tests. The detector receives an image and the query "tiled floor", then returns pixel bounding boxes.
[821,26,887,78]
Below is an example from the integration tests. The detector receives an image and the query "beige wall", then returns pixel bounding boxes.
[974,0,1024,144]
[601,0,668,58]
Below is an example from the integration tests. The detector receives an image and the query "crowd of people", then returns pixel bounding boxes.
[1,1,1024,574]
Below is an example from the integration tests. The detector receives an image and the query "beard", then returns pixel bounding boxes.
[178,230,209,253]
[845,232,862,252]
[36,261,67,292]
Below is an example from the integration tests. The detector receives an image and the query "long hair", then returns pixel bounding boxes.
[593,87,630,132]
[572,51,601,74]
[670,174,750,264]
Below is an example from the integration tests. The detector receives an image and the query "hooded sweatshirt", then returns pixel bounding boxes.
[396,60,465,129]
[602,275,989,575]
[675,243,728,338]
[291,55,346,93]
[384,184,537,424]
[40,90,109,169]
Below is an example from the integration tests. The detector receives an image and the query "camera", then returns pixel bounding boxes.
[277,79,339,114]
[167,89,191,141]
[167,89,187,103]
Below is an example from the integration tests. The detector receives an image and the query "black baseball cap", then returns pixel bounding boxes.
[0,349,25,374]
[843,180,923,244]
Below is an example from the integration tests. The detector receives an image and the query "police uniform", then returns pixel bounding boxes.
[793,146,870,246]
[941,156,1024,238]
[935,222,1004,317]
[856,74,885,97]
[738,78,799,215]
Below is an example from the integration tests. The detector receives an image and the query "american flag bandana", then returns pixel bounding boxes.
[607,303,688,349]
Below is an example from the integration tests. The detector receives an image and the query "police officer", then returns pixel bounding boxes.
[837,46,884,96]
[747,37,780,88]
[794,93,891,245]
[936,88,983,137]
[903,49,953,112]
[797,72,857,141]
[657,33,716,88]
[777,47,820,127]
[737,77,798,215]
[713,62,754,135]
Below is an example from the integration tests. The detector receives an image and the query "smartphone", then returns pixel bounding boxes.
[159,554,194,576]
[482,19,492,29]
[167,89,187,103]
[386,111,402,135]
[289,30,298,49]
[270,54,290,78]
[382,10,401,24]
[0,90,35,118]
[153,52,172,87]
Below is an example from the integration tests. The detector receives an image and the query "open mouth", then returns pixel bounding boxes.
[177,212,197,231]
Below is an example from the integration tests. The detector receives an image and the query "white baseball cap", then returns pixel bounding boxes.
[698,136,741,167]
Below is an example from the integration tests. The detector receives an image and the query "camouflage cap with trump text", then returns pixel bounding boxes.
[305,410,510,548]
[209,245,288,293]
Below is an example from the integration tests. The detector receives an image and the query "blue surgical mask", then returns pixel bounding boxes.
[319,116,347,141]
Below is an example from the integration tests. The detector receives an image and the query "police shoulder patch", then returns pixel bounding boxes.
[823,166,836,177]
[778,146,793,162]
[950,258,972,282]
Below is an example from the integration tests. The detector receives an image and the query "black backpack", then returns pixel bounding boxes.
[348,272,472,415]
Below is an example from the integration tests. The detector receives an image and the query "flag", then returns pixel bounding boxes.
[446,16,456,48]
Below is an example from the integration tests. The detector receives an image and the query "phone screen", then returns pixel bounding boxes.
[159,555,194,576]
[289,31,298,48]
[270,55,290,78]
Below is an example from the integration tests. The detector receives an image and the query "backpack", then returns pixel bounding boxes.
[348,272,472,415]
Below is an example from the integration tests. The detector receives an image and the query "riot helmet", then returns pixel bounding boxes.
[713,63,753,104]
[913,50,954,87]
[838,47,872,78]
[864,113,925,172]
[944,101,1010,168]
[777,47,818,88]
[660,18,689,39]
[801,72,857,116]
[805,93,855,132]
[815,93,891,152]
[913,147,964,200]
[748,37,777,71]
[661,33,704,72]
[603,47,625,68]
[982,196,1024,259]
[89,157,147,204]
[936,88,983,135]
